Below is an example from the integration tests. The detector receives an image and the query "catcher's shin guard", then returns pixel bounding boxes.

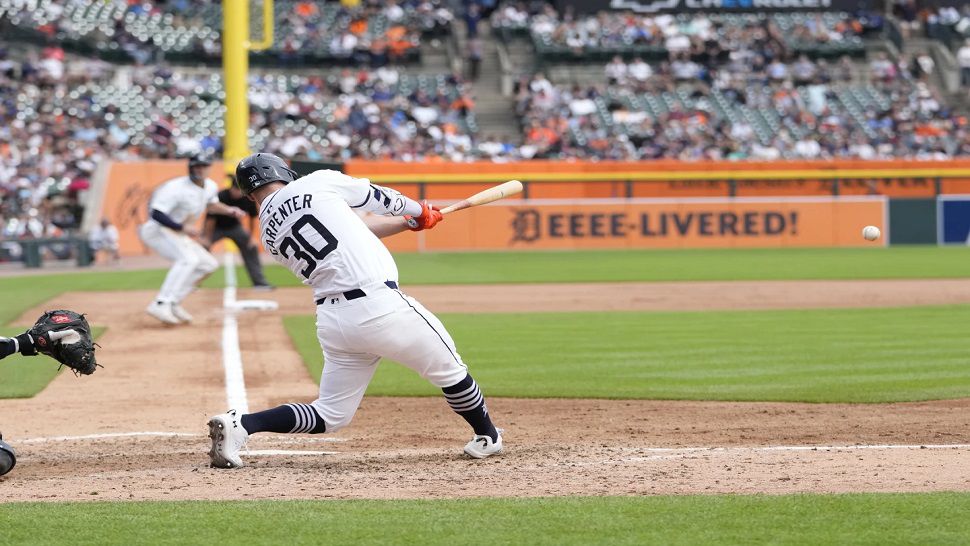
[0,434,16,477]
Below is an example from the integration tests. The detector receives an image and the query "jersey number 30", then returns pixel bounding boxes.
[279,216,338,279]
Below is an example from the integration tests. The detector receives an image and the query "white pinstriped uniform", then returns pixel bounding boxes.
[138,176,220,304]
[259,170,469,432]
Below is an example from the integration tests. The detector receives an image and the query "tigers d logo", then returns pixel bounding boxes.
[511,209,541,243]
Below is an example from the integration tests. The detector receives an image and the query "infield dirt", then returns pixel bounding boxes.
[2,280,969,501]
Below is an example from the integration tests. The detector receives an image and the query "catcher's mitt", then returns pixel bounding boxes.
[28,310,98,376]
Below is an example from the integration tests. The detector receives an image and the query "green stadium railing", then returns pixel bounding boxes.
[2,238,93,269]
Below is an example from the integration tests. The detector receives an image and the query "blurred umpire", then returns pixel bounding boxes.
[204,175,274,290]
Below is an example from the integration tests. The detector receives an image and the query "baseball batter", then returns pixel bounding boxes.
[139,154,246,325]
[207,153,503,468]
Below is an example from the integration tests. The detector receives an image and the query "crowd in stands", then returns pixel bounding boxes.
[249,68,478,162]
[896,0,970,43]
[0,46,476,255]
[0,44,483,243]
[492,2,880,56]
[266,0,454,66]
[912,2,970,87]
[0,0,455,66]
[5,2,970,260]
[0,45,99,249]
[513,51,970,161]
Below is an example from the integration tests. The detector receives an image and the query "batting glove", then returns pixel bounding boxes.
[405,201,444,232]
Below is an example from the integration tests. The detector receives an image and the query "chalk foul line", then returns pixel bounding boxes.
[19,434,965,457]
[248,450,339,457]
[21,432,203,444]
[20,431,347,444]
[222,252,249,414]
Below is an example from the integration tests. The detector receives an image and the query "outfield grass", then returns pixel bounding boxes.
[284,305,970,403]
[3,246,960,325]
[0,328,62,398]
[3,246,968,401]
[2,246,963,325]
[1,247,966,322]
[0,327,104,398]
[0,493,967,545]
[270,246,970,285]
[4,245,966,319]
[0,269,175,325]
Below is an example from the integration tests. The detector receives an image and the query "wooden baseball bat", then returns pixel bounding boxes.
[439,180,523,215]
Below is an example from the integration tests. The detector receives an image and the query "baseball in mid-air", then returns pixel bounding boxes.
[862,225,881,241]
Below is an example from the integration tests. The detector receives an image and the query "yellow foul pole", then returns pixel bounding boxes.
[222,0,273,174]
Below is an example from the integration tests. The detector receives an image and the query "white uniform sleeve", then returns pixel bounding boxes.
[314,170,422,217]
[204,179,219,204]
[149,180,179,215]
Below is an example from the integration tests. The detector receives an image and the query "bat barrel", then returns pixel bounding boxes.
[439,180,522,215]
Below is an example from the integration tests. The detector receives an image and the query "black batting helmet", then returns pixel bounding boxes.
[188,153,213,168]
[235,153,299,196]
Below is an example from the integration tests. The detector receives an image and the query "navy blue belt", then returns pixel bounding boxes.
[316,281,398,305]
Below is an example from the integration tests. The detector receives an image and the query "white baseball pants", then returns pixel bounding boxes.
[138,222,218,303]
[311,283,469,432]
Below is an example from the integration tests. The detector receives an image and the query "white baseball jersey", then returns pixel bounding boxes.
[258,170,469,433]
[139,175,220,306]
[147,175,219,226]
[259,170,422,299]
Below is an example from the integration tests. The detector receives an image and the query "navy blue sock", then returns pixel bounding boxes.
[443,373,498,442]
[240,403,327,434]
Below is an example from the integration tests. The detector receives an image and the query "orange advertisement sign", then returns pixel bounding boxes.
[382,197,888,252]
[99,161,885,255]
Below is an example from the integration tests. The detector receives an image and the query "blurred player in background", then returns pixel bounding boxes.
[203,175,274,291]
[88,218,120,264]
[138,154,246,325]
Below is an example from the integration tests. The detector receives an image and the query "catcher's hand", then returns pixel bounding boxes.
[28,310,99,376]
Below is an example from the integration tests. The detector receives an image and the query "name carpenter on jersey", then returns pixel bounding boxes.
[263,193,314,255]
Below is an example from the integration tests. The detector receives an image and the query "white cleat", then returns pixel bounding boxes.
[171,304,193,324]
[463,431,503,459]
[207,410,249,469]
[146,301,180,325]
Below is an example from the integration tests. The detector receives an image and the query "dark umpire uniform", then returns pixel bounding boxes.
[205,177,273,289]
[0,333,36,477]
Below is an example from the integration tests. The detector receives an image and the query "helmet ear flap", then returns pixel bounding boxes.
[234,153,297,195]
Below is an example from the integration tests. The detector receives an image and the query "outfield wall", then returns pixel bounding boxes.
[99,159,970,255]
